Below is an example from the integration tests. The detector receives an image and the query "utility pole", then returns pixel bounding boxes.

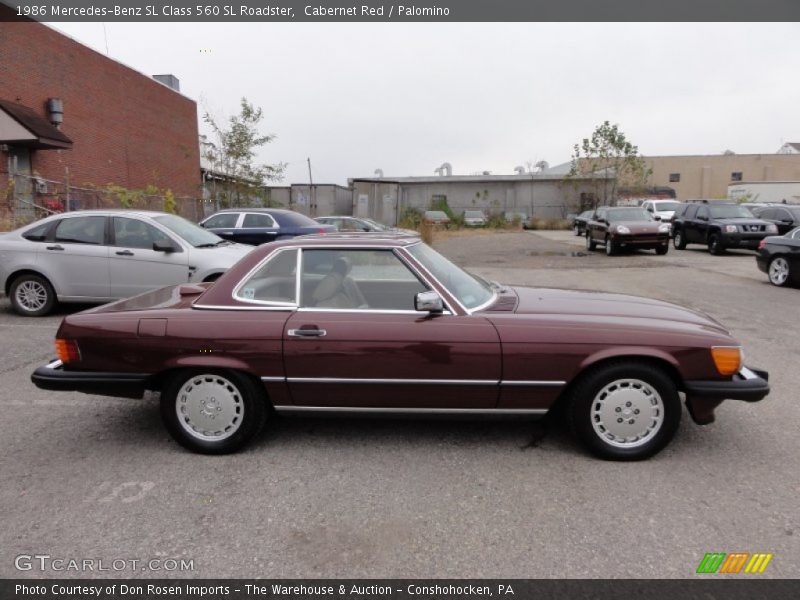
[307,157,315,216]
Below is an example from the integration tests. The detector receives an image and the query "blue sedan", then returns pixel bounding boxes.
[199,208,335,245]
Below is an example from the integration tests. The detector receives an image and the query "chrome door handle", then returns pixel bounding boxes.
[46,245,64,251]
[288,328,327,338]
[115,250,134,256]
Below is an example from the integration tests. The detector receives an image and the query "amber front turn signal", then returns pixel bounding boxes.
[711,346,742,376]
[55,339,81,364]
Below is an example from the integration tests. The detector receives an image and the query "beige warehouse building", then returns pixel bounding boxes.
[644,150,800,200]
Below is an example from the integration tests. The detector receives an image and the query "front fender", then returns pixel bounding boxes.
[580,346,682,375]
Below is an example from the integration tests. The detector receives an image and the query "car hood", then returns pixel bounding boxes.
[187,241,254,263]
[510,286,728,333]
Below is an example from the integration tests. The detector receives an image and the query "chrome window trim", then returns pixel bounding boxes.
[272,406,548,416]
[193,304,296,312]
[230,247,299,307]
[297,308,453,316]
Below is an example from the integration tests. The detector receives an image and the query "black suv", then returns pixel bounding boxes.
[671,201,778,254]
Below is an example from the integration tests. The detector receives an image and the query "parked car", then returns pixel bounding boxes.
[756,226,800,287]
[462,210,487,227]
[315,216,416,236]
[199,208,335,245]
[504,211,529,228]
[424,210,450,225]
[32,234,769,460]
[671,202,778,254]
[585,206,671,255]
[640,199,682,223]
[572,210,594,236]
[751,205,800,235]
[0,210,254,317]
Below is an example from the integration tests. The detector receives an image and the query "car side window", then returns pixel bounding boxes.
[234,248,298,305]
[242,213,276,228]
[300,249,427,311]
[54,216,106,245]
[775,209,791,221]
[113,217,172,249]
[697,206,709,220]
[683,205,698,219]
[22,221,53,242]
[203,213,239,229]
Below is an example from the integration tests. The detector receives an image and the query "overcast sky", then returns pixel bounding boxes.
[51,22,800,185]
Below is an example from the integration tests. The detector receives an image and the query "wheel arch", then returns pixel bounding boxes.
[147,364,271,403]
[552,350,686,413]
[5,268,56,296]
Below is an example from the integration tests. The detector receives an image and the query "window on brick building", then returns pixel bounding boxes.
[731,172,743,182]
[669,173,680,182]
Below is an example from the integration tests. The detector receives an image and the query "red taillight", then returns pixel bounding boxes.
[55,339,81,363]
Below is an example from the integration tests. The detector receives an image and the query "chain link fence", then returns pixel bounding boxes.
[1,172,206,229]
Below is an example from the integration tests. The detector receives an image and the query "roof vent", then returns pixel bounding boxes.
[153,74,180,92]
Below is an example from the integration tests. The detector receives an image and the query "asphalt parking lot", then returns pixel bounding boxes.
[1,230,798,579]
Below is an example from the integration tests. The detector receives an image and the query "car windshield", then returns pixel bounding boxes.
[274,211,322,228]
[607,208,652,222]
[709,205,753,219]
[653,201,680,212]
[361,218,388,231]
[407,242,494,310]
[152,214,224,247]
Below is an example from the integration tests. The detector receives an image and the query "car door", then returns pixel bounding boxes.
[201,212,240,242]
[237,212,281,245]
[694,205,710,242]
[108,216,189,298]
[43,215,111,299]
[590,209,605,241]
[282,247,502,409]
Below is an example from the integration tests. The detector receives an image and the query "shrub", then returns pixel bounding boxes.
[398,206,424,229]
[419,219,434,244]
[527,218,571,230]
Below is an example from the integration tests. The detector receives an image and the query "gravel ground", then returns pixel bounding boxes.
[0,230,797,579]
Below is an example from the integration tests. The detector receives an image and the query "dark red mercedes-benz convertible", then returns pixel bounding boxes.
[32,233,769,460]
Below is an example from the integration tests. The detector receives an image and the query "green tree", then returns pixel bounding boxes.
[203,98,285,208]
[566,121,650,207]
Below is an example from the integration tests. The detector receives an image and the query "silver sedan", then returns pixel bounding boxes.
[0,210,254,316]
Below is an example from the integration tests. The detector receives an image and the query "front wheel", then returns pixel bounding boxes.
[586,233,597,251]
[9,273,57,317]
[605,235,616,256]
[768,256,792,287]
[574,224,581,236]
[655,244,669,256]
[673,229,687,250]
[160,369,268,454]
[708,234,725,255]
[567,361,681,460]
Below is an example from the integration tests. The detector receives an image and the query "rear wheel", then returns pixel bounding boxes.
[708,234,725,255]
[586,233,597,251]
[9,273,57,317]
[673,229,687,250]
[768,256,792,287]
[160,369,268,454]
[567,361,681,460]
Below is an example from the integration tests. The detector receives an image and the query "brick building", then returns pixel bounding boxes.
[0,10,200,219]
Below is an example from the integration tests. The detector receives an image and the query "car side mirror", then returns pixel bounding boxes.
[415,291,444,314]
[654,215,661,221]
[153,240,178,253]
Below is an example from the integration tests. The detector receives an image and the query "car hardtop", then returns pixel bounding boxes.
[12,209,179,234]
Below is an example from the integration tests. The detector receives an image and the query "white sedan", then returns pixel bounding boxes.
[0,210,254,316]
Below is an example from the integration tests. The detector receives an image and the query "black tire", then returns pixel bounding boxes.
[673,229,687,250]
[605,235,616,256]
[567,361,681,461]
[573,224,581,236]
[586,233,597,251]
[9,273,57,317]
[655,244,669,256]
[160,369,268,454]
[708,234,725,255]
